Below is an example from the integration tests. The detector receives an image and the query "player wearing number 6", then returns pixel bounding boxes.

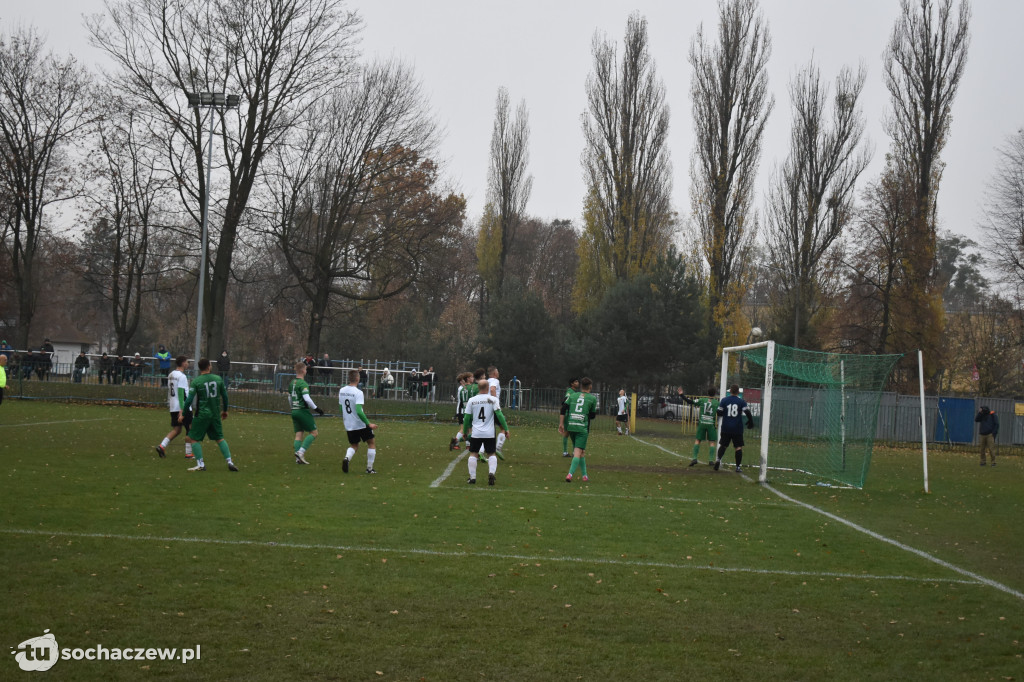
[339,369,379,474]
[462,378,509,486]
[289,362,324,465]
[180,358,237,472]
[714,384,754,472]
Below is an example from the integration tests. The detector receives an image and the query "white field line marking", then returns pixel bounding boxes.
[1,528,977,587]
[630,435,691,459]
[762,482,1024,601]
[631,436,1024,601]
[0,418,117,428]
[430,450,468,488]
[439,485,793,509]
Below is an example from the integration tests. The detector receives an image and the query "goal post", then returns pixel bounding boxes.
[720,341,902,488]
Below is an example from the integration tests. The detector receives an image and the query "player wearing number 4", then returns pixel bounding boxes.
[339,369,379,474]
[561,377,598,482]
[463,378,510,485]
[289,362,324,465]
[156,355,194,459]
[715,384,754,472]
[180,358,237,472]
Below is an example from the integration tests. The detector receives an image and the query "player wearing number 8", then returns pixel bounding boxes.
[339,369,379,474]
[179,358,238,472]
[715,384,754,472]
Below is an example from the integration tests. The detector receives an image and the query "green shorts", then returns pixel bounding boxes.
[291,410,316,433]
[568,430,589,451]
[188,416,224,442]
[696,423,717,442]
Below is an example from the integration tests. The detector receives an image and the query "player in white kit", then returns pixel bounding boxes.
[463,378,510,486]
[338,369,379,474]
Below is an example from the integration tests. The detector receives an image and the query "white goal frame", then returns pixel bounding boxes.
[720,340,775,484]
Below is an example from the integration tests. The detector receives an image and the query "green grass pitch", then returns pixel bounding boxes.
[1,401,1021,680]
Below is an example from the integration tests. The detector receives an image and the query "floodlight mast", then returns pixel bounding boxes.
[185,91,240,366]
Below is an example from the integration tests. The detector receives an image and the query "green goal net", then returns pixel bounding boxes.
[722,341,902,488]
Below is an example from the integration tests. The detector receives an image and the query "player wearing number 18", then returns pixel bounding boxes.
[179,358,238,472]
[560,377,598,482]
[715,384,753,472]
[289,362,324,465]
[339,369,379,474]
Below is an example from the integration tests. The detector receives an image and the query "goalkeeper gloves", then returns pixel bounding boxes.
[314,407,324,416]
[746,417,755,429]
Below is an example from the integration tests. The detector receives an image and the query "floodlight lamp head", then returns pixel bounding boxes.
[186,91,201,106]
[226,94,241,108]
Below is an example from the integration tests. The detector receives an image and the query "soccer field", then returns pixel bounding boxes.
[2,401,1021,680]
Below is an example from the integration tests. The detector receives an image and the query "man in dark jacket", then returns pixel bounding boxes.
[975,405,999,466]
[73,352,90,383]
[99,352,114,384]
[217,350,232,376]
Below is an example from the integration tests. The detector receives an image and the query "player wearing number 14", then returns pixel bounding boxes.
[289,362,324,465]
[179,358,238,472]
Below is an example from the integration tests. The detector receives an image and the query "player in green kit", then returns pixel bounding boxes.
[179,358,238,472]
[561,377,579,456]
[289,362,325,464]
[559,377,598,482]
[681,387,719,466]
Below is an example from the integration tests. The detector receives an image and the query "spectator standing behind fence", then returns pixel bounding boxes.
[115,353,131,384]
[317,353,332,392]
[156,345,172,386]
[378,368,394,398]
[99,352,113,384]
[36,346,52,381]
[130,353,146,384]
[0,340,12,359]
[73,351,89,383]
[975,405,999,467]
[358,365,367,390]
[425,366,436,401]
[217,350,231,376]
[20,350,33,380]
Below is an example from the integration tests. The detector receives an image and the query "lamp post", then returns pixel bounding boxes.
[186,91,241,366]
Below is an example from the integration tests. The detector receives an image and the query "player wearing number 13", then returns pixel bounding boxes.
[715,384,754,472]
[289,362,324,465]
[339,369,379,474]
[179,358,237,472]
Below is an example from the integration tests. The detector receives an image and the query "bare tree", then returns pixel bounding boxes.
[981,128,1024,295]
[689,0,774,345]
[88,0,362,358]
[841,160,916,354]
[883,0,971,360]
[0,26,92,348]
[577,12,673,308]
[765,61,871,349]
[79,98,173,353]
[267,60,465,354]
[482,87,532,297]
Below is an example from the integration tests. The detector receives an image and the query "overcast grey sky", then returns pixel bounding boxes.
[7,0,1023,245]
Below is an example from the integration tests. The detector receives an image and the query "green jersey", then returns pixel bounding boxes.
[457,384,471,413]
[564,390,598,433]
[289,378,312,412]
[696,397,720,425]
[184,373,228,420]
[468,383,480,398]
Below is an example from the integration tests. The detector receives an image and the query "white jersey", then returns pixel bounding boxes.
[167,370,190,413]
[338,384,368,431]
[465,393,503,439]
[487,377,501,406]
[617,395,629,416]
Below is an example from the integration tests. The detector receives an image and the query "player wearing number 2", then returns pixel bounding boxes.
[339,369,379,474]
[463,378,510,486]
[560,377,598,482]
[715,384,754,472]
[180,358,237,472]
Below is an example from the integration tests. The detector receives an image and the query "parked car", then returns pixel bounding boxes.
[637,394,695,421]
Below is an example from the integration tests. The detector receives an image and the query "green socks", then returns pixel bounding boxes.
[293,439,302,453]
[692,442,700,458]
[562,436,569,453]
[580,457,587,477]
[568,457,580,476]
[301,434,315,451]
[218,440,232,460]
[192,443,203,461]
